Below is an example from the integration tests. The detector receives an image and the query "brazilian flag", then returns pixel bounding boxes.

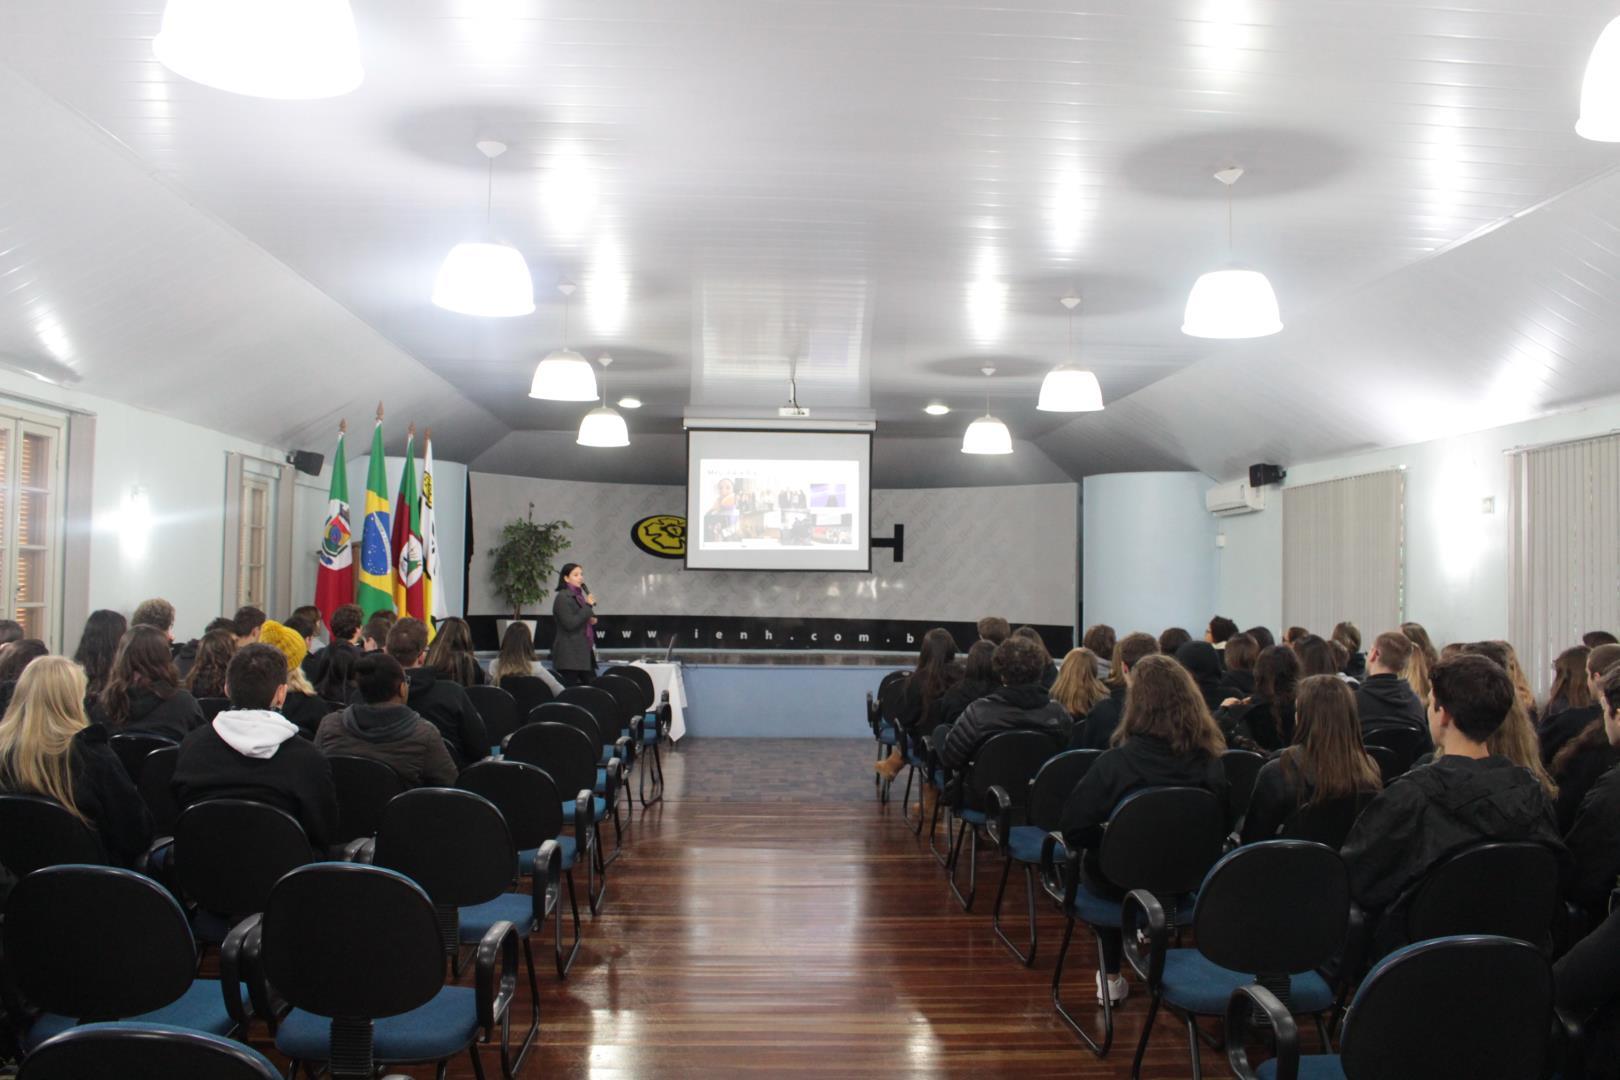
[357,417,394,620]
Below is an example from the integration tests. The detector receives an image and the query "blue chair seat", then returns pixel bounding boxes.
[877,724,897,746]
[277,986,479,1064]
[1257,1055,1346,1079]
[25,980,239,1051]
[517,833,577,872]
[1008,825,1057,864]
[932,769,944,786]
[594,768,607,791]
[1158,951,1333,1016]
[642,729,659,745]
[459,892,538,940]
[957,808,986,826]
[1069,886,1196,929]
[905,750,927,769]
[560,797,608,824]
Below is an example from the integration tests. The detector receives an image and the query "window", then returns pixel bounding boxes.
[1282,469,1405,639]
[0,406,66,645]
[238,472,272,610]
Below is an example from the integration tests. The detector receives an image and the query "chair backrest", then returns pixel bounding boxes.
[1099,787,1227,896]
[20,1024,282,1080]
[261,863,444,1020]
[1340,935,1552,1079]
[464,684,521,748]
[372,787,516,908]
[557,685,622,745]
[173,799,313,917]
[1193,840,1349,975]
[3,864,196,1020]
[1028,750,1102,831]
[1220,749,1267,823]
[1364,744,1404,785]
[503,722,598,799]
[601,665,655,713]
[196,697,231,722]
[1277,789,1376,848]
[965,730,1061,814]
[594,673,644,729]
[0,793,106,874]
[498,674,555,717]
[457,759,565,852]
[1405,841,1561,945]
[878,669,907,704]
[107,732,177,783]
[526,701,601,755]
[1362,726,1427,774]
[327,754,408,843]
[138,745,182,835]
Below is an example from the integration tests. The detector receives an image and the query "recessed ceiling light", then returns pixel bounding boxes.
[924,403,950,416]
[617,396,642,409]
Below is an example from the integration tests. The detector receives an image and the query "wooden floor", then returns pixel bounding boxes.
[267,739,1225,1078]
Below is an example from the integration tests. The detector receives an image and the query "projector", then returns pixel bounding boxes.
[777,405,811,417]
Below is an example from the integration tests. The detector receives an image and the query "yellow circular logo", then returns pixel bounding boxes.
[632,515,686,559]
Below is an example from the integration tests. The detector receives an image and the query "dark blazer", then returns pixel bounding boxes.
[551,590,595,673]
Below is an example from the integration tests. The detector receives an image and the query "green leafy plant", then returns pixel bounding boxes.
[488,504,571,621]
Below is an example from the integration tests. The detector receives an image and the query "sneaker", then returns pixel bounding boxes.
[1094,971,1128,1007]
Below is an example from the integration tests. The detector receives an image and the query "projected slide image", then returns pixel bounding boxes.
[699,459,859,550]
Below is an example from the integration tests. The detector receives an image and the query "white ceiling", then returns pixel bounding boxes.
[2,0,1620,482]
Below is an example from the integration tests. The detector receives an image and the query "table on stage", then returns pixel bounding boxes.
[610,661,687,742]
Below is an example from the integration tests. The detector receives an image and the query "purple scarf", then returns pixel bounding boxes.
[568,582,596,648]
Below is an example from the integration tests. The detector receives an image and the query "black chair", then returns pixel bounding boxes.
[897,724,938,833]
[603,664,656,717]
[1277,789,1376,848]
[0,793,105,875]
[1229,935,1554,1080]
[108,731,177,784]
[598,672,663,807]
[466,685,522,752]
[871,671,907,801]
[557,685,634,771]
[1403,841,1562,949]
[1123,840,1346,1079]
[1363,726,1428,776]
[327,754,407,844]
[256,862,531,1080]
[504,720,615,908]
[527,702,626,864]
[1041,787,1227,1057]
[138,745,182,835]
[19,1023,281,1080]
[947,730,1060,911]
[3,865,251,1051]
[171,799,314,944]
[1221,748,1267,828]
[196,697,231,723]
[1364,744,1403,785]
[989,748,1100,964]
[458,759,589,976]
[498,674,554,719]
[920,723,955,865]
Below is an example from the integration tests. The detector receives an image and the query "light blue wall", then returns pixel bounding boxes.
[681,664,906,737]
[1082,472,1218,636]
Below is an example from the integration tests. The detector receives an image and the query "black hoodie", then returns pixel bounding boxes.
[92,686,206,743]
[1355,673,1429,739]
[1175,642,1226,710]
[0,725,154,867]
[938,677,996,728]
[1072,684,1127,749]
[402,667,488,766]
[1541,704,1602,768]
[314,703,458,788]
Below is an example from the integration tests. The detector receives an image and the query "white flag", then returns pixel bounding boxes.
[421,435,449,630]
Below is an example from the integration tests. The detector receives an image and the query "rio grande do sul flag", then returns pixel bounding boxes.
[421,430,448,637]
[356,410,394,621]
[390,426,425,625]
[312,422,353,631]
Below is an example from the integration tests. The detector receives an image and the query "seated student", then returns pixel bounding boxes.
[314,644,358,706]
[1340,653,1565,956]
[1587,631,1620,649]
[259,619,327,739]
[1072,632,1158,749]
[361,611,397,653]
[489,621,565,696]
[1218,645,1299,751]
[1356,630,1429,740]
[0,619,22,647]
[1204,615,1238,663]
[1058,654,1228,1005]
[1460,641,1558,797]
[876,628,958,780]
[0,657,153,866]
[0,638,50,710]
[939,639,997,727]
[132,598,177,643]
[1244,625,1276,651]
[1549,646,1620,828]
[1333,621,1366,681]
[1049,647,1108,722]
[1400,622,1440,699]
[425,617,486,687]
[1174,640,1226,710]
[1562,668,1620,913]
[315,653,457,787]
[976,616,1010,646]
[1557,903,1620,1079]
[91,626,205,742]
[284,608,323,684]
[1243,676,1381,844]
[1012,625,1058,690]
[939,635,1071,768]
[181,628,237,701]
[1544,644,1595,730]
[232,606,267,647]
[1283,626,1309,646]
[1293,634,1342,681]
[1158,626,1192,656]
[171,644,337,849]
[73,609,128,706]
[387,617,488,766]
[1082,625,1116,682]
[1218,632,1259,699]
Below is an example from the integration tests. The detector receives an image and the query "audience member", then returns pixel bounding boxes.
[490,621,565,696]
[204,616,236,636]
[1283,626,1308,645]
[260,619,326,738]
[386,617,488,766]
[362,611,397,652]
[181,628,236,701]
[1072,632,1158,749]
[1205,615,1238,660]
[131,598,176,641]
[1243,676,1381,843]
[0,657,152,866]
[1563,669,1620,913]
[1549,645,1620,829]
[1555,904,1620,1079]
[425,616,486,687]
[1244,625,1276,651]
[0,640,49,684]
[976,616,1010,646]
[1157,626,1192,656]
[1584,630,1619,649]
[877,628,957,780]
[1218,633,1259,698]
[1400,622,1440,707]
[1081,624,1116,681]
[314,643,358,705]
[172,644,337,849]
[1460,641,1557,796]
[938,640,996,727]
[232,606,267,646]
[1340,654,1565,956]
[285,609,323,683]
[1498,639,1540,726]
[1058,654,1228,1005]
[91,626,204,741]
[72,609,127,705]
[1332,621,1365,680]
[1174,640,1226,710]
[1356,631,1428,740]
[315,653,457,787]
[1546,646,1593,722]
[939,636,1070,768]
[0,619,22,646]
[1218,645,1300,751]
[1293,634,1341,680]
[1012,626,1058,690]
[1049,647,1108,721]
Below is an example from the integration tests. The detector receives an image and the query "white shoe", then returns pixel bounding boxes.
[1094,971,1128,1007]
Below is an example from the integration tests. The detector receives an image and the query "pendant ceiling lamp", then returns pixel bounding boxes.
[1578,16,1620,140]
[1037,295,1105,412]
[529,282,599,401]
[1182,167,1283,339]
[961,366,1013,455]
[577,355,630,448]
[432,141,534,318]
[153,0,363,99]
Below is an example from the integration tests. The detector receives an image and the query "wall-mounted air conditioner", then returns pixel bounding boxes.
[1205,480,1266,517]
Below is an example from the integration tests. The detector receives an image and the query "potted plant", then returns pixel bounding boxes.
[489,504,571,638]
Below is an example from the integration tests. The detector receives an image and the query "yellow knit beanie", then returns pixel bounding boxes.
[259,619,308,675]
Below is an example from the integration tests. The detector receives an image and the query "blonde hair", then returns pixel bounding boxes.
[286,665,316,697]
[0,657,92,821]
[1489,695,1557,798]
[1050,648,1108,718]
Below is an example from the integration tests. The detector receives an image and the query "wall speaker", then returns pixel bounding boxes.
[1248,463,1286,487]
[286,450,325,476]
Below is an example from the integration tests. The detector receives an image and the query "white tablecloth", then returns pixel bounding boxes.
[622,661,687,742]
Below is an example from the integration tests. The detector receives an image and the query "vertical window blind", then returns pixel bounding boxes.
[1282,470,1405,639]
[1508,433,1620,696]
